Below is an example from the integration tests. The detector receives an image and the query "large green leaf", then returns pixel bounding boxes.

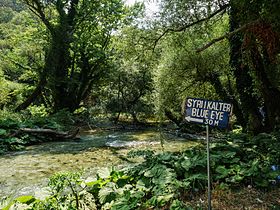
[15,195,35,204]
[2,195,36,210]
[98,168,111,179]
[0,129,7,136]
[181,158,192,171]
[215,165,232,179]
[98,182,117,204]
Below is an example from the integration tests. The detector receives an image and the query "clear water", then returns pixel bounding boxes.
[0,129,200,198]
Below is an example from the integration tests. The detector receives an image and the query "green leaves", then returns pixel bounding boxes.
[98,182,117,204]
[15,195,35,205]
[0,129,7,136]
[2,195,36,210]
[215,165,233,179]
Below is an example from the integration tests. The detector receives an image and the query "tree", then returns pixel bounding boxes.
[16,0,126,112]
[99,16,156,122]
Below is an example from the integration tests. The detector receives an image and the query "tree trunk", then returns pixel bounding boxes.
[250,43,280,130]
[164,109,181,127]
[15,76,46,111]
[229,4,264,133]
[207,72,246,128]
[48,27,73,112]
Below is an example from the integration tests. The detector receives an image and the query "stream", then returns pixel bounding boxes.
[0,129,200,198]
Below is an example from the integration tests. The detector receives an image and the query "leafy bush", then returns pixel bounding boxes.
[26,105,49,118]
[0,110,22,129]
[31,172,96,209]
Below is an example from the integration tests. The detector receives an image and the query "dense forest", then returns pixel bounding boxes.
[0,0,280,209]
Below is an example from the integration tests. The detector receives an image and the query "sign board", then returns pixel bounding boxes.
[185,98,232,129]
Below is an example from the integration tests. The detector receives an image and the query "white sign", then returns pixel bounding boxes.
[185,98,233,128]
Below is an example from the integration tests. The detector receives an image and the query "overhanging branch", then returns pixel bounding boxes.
[196,20,259,53]
[153,3,229,50]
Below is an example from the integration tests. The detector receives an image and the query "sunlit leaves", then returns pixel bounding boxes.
[158,0,229,29]
[0,7,46,107]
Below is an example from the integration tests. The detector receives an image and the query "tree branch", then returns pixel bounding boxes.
[196,20,259,53]
[0,54,31,70]
[55,0,66,18]
[153,3,229,50]
[23,0,54,34]
[68,0,80,26]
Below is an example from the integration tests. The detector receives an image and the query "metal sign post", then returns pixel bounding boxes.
[185,98,233,210]
[206,125,211,210]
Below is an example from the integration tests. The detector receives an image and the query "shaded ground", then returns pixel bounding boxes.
[186,187,280,209]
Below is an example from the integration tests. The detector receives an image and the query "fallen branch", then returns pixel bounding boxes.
[18,127,80,139]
